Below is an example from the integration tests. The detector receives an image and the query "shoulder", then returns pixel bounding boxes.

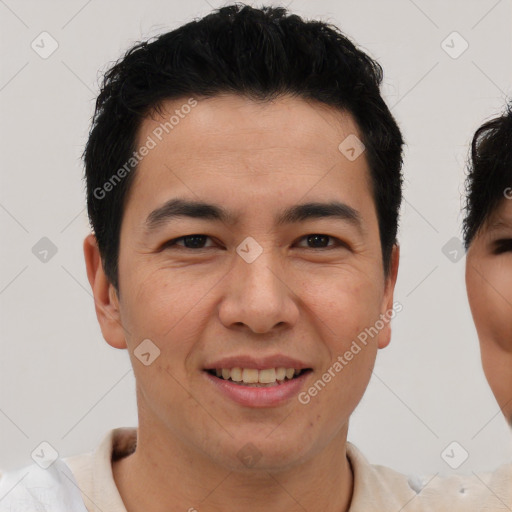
[63,426,136,482]
[346,442,424,511]
[63,426,137,512]
[0,458,89,511]
[0,428,134,511]
[418,463,512,511]
[346,443,512,511]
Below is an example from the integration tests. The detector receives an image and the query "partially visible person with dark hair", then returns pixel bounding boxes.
[415,105,512,512]
[464,103,512,425]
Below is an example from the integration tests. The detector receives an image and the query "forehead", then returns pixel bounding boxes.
[140,94,361,148]
[135,94,365,168]
[126,94,375,224]
[485,198,512,231]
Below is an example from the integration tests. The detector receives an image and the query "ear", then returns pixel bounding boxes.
[83,233,127,349]
[377,244,400,349]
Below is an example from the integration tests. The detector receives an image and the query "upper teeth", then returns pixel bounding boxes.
[215,367,301,384]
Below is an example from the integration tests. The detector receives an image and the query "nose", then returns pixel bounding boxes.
[218,247,299,334]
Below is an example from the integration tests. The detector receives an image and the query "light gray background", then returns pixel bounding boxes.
[1,0,511,477]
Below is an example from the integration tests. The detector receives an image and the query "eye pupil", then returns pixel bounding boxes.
[307,234,330,248]
[183,235,207,248]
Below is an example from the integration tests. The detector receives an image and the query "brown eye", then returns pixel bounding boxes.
[493,239,512,254]
[163,235,214,249]
[296,234,347,249]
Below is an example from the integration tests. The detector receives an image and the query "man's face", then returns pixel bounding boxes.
[466,198,512,425]
[99,94,398,470]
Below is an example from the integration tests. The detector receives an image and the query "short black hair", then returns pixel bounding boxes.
[463,102,512,248]
[83,3,403,292]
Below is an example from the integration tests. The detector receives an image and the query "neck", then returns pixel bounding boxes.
[113,419,353,512]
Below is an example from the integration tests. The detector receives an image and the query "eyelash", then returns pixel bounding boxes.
[162,234,348,251]
[493,238,512,254]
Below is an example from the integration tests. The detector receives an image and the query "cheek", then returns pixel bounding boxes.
[118,263,223,359]
[304,270,384,364]
[468,262,512,353]
[118,267,217,409]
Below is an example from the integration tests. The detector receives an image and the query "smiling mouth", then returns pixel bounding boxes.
[205,368,313,387]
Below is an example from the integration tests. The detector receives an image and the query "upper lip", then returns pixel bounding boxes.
[204,355,312,371]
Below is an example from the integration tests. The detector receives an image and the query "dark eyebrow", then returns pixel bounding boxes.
[275,201,362,229]
[144,198,363,233]
[145,199,236,231]
[486,218,512,232]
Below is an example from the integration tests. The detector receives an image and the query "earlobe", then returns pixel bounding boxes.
[378,244,400,350]
[83,234,127,349]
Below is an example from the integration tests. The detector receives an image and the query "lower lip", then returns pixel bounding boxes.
[203,370,311,408]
